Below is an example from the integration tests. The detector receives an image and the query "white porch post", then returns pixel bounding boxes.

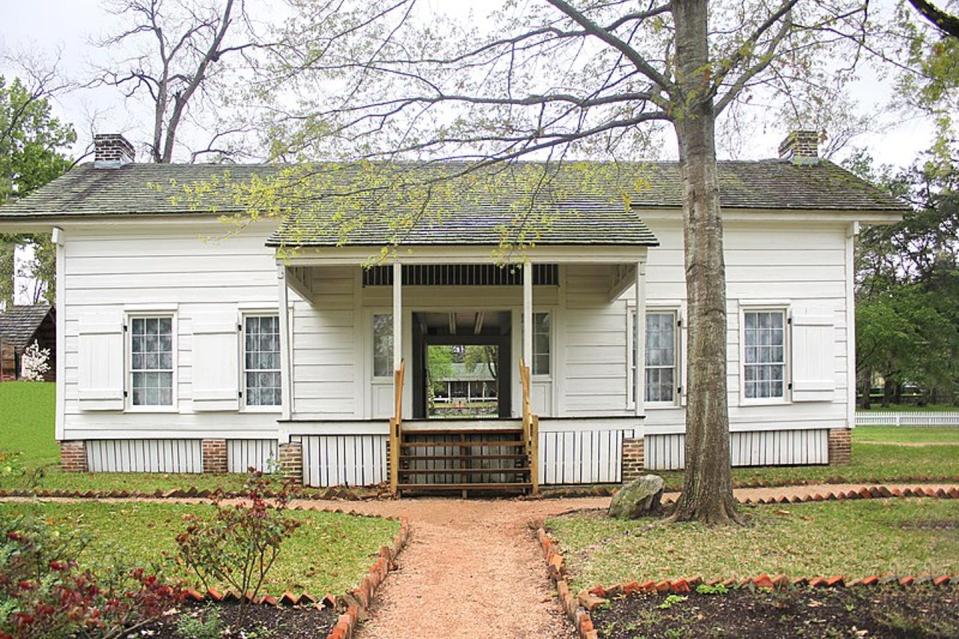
[634,260,647,417]
[393,262,402,371]
[277,265,292,421]
[523,261,533,367]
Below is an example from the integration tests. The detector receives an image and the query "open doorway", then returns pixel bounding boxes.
[411,311,512,419]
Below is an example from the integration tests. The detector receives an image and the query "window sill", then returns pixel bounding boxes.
[242,406,283,414]
[739,398,790,407]
[628,402,680,411]
[125,406,179,414]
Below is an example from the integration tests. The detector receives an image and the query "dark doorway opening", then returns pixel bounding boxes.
[411,311,512,419]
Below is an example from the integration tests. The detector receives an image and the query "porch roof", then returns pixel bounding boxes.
[267,201,658,247]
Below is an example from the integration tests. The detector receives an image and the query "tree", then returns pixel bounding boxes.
[907,0,959,38]
[94,0,264,163]
[0,65,76,308]
[207,0,878,524]
[850,142,959,406]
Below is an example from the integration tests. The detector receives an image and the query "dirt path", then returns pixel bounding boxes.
[5,483,959,638]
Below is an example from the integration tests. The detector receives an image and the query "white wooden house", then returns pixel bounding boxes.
[0,132,906,494]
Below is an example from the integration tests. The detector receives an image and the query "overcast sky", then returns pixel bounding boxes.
[0,0,940,168]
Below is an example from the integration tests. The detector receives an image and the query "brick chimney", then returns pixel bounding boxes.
[93,133,135,168]
[778,130,820,164]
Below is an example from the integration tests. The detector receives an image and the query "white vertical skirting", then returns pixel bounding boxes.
[645,429,830,470]
[85,439,203,473]
[295,434,388,487]
[538,428,634,485]
[227,439,279,473]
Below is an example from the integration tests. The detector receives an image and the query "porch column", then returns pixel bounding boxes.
[634,260,647,417]
[393,262,402,371]
[523,261,533,367]
[277,265,292,420]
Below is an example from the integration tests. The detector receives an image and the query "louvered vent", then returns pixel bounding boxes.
[362,264,559,287]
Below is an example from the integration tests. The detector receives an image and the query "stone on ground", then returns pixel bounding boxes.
[608,474,664,519]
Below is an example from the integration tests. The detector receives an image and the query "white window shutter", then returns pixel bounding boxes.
[679,310,688,407]
[77,312,125,410]
[191,310,240,411]
[790,309,836,402]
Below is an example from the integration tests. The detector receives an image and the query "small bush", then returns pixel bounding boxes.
[175,472,300,605]
[175,608,224,639]
[0,513,182,639]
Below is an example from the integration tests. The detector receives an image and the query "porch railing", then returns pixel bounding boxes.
[389,361,405,495]
[519,360,540,495]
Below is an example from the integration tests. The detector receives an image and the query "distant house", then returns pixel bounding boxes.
[0,131,908,494]
[0,304,56,381]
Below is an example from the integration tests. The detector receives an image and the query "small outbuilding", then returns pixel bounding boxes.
[0,304,56,381]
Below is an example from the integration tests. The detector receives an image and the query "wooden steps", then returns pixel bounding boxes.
[396,425,532,496]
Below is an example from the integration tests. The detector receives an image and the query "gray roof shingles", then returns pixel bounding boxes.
[0,304,52,349]
[0,159,907,248]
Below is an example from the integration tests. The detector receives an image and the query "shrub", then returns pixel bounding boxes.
[175,607,224,639]
[0,513,183,639]
[175,472,300,605]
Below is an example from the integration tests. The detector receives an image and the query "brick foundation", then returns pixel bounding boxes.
[621,437,645,482]
[59,441,88,472]
[278,441,303,481]
[828,428,852,465]
[201,439,228,474]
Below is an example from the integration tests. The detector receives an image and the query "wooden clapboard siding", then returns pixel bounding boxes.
[227,439,279,473]
[639,219,850,434]
[61,221,285,441]
[294,434,388,487]
[645,429,829,470]
[85,438,203,473]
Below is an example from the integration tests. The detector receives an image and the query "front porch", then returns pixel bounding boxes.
[275,246,651,495]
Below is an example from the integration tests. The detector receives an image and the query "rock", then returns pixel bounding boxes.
[608,474,664,519]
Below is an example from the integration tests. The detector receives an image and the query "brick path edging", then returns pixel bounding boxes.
[325,516,412,639]
[169,512,410,632]
[536,527,598,639]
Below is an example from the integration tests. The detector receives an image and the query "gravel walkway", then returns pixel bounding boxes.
[5,482,959,638]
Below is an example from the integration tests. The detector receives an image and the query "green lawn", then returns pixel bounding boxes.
[0,500,398,595]
[1,381,58,466]
[548,499,959,591]
[853,426,959,444]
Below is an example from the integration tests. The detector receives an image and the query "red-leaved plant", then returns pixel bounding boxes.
[175,471,300,614]
[0,515,183,639]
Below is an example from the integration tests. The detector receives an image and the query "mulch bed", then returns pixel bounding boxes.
[134,602,338,639]
[591,586,959,639]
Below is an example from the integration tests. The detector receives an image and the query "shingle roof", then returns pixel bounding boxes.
[0,304,52,350]
[0,159,906,247]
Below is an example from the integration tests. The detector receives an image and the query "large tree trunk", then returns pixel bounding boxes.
[669,0,741,525]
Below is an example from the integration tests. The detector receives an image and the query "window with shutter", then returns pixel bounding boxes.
[790,309,836,402]
[77,312,125,411]
[191,310,238,411]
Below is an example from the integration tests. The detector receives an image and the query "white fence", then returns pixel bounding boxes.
[855,412,959,427]
[227,439,279,473]
[538,428,635,485]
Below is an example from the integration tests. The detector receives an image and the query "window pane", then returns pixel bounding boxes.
[373,314,394,377]
[532,312,550,375]
[743,310,785,399]
[643,312,676,403]
[244,314,281,406]
[130,316,174,406]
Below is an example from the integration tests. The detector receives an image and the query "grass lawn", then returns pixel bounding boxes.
[1,381,58,466]
[548,499,959,591]
[0,500,399,595]
[655,426,959,491]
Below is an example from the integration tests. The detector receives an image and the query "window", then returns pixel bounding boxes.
[630,309,679,405]
[532,312,550,375]
[645,311,677,403]
[244,315,281,407]
[130,316,174,407]
[372,313,393,377]
[743,309,786,400]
